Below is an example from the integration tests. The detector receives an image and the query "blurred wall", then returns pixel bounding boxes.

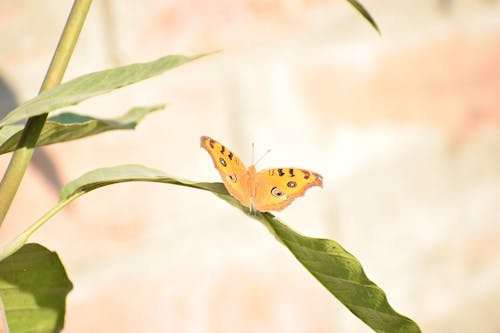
[0,1,499,332]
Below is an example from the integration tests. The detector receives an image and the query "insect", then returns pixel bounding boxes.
[201,136,323,212]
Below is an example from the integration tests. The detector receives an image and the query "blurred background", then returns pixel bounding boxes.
[1,0,500,332]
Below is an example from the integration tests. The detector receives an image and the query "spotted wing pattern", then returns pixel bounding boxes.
[252,168,323,212]
[200,136,252,207]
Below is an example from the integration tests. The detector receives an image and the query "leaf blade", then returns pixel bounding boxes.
[0,243,73,333]
[0,105,164,155]
[346,0,380,34]
[0,53,211,127]
[261,214,420,333]
[57,164,420,333]
[59,164,225,201]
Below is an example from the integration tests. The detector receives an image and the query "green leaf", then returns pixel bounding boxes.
[0,53,212,127]
[57,165,419,332]
[0,243,73,333]
[264,215,419,333]
[59,164,225,202]
[0,105,164,155]
[212,191,421,333]
[0,165,224,262]
[346,0,380,34]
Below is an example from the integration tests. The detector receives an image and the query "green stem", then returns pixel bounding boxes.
[0,0,92,225]
[0,193,83,262]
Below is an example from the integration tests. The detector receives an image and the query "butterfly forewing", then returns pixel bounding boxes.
[200,136,252,207]
[253,168,323,212]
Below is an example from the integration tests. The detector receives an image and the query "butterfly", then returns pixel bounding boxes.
[201,136,323,212]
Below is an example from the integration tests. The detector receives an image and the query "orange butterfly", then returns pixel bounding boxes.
[201,136,323,212]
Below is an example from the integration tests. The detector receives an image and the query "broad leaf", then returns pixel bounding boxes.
[0,53,211,127]
[346,0,380,34]
[57,165,420,332]
[264,214,419,332]
[59,164,224,201]
[213,191,420,333]
[0,105,163,155]
[0,243,73,333]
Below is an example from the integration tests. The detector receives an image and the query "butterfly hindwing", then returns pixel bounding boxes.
[200,136,251,207]
[253,168,323,212]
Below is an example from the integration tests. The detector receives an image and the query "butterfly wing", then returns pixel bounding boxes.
[253,168,323,212]
[200,136,252,207]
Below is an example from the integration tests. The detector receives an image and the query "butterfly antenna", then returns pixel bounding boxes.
[251,141,255,165]
[254,148,271,167]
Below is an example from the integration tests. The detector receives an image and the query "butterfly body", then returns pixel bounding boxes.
[201,136,323,212]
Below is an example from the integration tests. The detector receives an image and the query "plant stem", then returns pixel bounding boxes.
[0,0,92,225]
[0,193,83,262]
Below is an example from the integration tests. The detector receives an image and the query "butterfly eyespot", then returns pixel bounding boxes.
[219,157,227,167]
[227,174,237,182]
[287,181,297,188]
[271,187,284,197]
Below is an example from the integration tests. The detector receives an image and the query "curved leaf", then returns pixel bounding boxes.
[264,214,419,333]
[212,191,420,333]
[0,105,164,155]
[0,243,73,333]
[56,164,419,332]
[59,164,225,201]
[0,53,212,127]
[346,0,380,34]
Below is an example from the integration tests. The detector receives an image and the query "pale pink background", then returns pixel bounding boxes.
[0,1,499,332]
